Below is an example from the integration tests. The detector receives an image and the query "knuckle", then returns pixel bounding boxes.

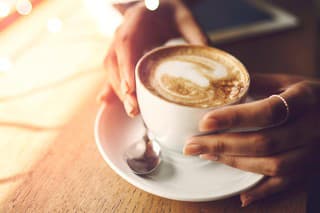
[252,134,273,156]
[290,81,314,100]
[265,99,280,125]
[229,111,241,127]
[267,158,284,176]
[120,32,131,44]
[209,139,225,154]
[228,157,238,168]
[116,31,135,49]
[294,81,312,93]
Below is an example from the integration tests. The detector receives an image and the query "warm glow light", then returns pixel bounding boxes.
[144,0,159,11]
[16,0,32,15]
[83,0,123,36]
[0,57,12,74]
[47,17,62,33]
[0,2,11,18]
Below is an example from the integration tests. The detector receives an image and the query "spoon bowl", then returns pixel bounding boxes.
[124,133,162,175]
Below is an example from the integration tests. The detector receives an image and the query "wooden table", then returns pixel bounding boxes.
[0,0,315,212]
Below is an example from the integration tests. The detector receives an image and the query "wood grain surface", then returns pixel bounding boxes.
[0,0,315,212]
[0,88,306,213]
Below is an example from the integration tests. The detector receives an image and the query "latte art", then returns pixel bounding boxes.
[135,45,250,153]
[139,46,249,108]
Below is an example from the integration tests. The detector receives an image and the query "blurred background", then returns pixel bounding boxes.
[0,0,318,98]
[0,0,122,93]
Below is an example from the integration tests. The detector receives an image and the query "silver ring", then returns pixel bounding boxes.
[269,94,290,124]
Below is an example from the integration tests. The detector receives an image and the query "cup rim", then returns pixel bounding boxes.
[135,44,250,110]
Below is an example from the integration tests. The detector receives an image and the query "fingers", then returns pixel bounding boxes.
[199,81,314,132]
[114,11,156,117]
[199,96,287,132]
[199,146,311,176]
[175,6,208,45]
[185,131,283,157]
[115,33,141,116]
[116,31,140,95]
[200,153,274,175]
[116,6,156,95]
[186,112,317,156]
[123,93,139,118]
[104,41,139,117]
[240,176,301,207]
[104,43,124,101]
[185,127,302,157]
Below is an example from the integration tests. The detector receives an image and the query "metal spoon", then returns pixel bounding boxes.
[124,127,162,175]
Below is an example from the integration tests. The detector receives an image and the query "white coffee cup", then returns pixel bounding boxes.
[135,45,250,153]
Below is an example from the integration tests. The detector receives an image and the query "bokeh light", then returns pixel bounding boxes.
[16,0,33,15]
[0,2,11,18]
[83,0,122,36]
[47,17,63,33]
[144,0,159,11]
[0,57,12,74]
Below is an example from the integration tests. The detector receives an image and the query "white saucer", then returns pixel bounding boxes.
[94,98,263,202]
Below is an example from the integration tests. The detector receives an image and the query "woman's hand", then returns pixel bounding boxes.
[183,73,320,206]
[102,0,208,117]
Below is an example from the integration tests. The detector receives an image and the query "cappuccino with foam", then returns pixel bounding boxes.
[139,46,249,108]
[136,45,250,152]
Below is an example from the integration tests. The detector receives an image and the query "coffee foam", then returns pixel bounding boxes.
[156,59,210,88]
[140,46,248,108]
[155,55,230,87]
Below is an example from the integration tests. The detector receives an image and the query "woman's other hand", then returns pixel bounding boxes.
[102,0,208,117]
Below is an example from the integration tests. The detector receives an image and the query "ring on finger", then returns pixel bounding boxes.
[269,94,290,125]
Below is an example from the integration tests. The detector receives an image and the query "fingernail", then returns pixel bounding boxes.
[125,95,139,117]
[241,196,253,207]
[200,154,219,161]
[199,117,227,132]
[121,80,130,96]
[124,99,134,117]
[183,144,203,156]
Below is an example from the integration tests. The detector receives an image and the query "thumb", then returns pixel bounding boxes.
[176,8,209,45]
